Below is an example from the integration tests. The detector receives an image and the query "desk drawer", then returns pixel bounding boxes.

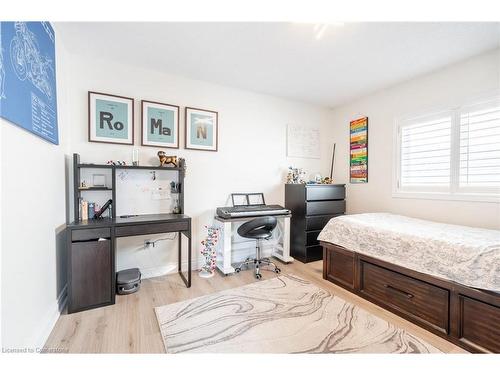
[72,227,111,241]
[360,261,449,333]
[306,185,345,201]
[115,221,188,237]
[306,201,345,216]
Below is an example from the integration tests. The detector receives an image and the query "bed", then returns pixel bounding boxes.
[318,213,500,353]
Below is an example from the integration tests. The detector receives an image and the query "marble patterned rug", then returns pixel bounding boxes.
[155,274,441,353]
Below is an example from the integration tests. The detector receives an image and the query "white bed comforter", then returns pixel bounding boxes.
[317,213,500,292]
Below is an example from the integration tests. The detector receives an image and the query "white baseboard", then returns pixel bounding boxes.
[34,285,67,350]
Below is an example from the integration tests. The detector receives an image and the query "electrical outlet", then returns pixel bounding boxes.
[144,239,152,249]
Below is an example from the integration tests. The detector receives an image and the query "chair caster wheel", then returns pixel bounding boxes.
[235,268,241,273]
[275,268,281,274]
[255,273,262,279]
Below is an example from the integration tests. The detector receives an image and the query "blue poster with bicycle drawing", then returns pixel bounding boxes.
[0,22,58,144]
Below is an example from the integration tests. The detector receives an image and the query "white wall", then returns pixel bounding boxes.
[328,48,500,229]
[1,24,71,349]
[63,53,333,277]
[1,29,333,349]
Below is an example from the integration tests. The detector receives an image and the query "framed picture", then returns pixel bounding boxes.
[350,117,368,183]
[0,22,59,144]
[141,100,179,148]
[185,107,218,151]
[88,91,134,145]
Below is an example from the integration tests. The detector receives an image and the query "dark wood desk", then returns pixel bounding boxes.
[66,214,191,314]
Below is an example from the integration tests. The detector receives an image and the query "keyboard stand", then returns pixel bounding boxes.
[213,214,293,275]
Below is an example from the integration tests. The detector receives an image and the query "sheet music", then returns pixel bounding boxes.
[286,124,321,159]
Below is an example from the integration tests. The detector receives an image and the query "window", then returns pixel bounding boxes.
[459,101,500,192]
[399,113,452,190]
[395,96,500,201]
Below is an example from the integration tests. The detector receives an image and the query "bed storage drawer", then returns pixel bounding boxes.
[360,261,449,333]
[459,296,500,353]
[324,246,355,289]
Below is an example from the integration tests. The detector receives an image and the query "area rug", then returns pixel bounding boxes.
[154,274,441,353]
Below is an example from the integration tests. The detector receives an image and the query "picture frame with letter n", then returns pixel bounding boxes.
[141,100,179,148]
[185,107,218,152]
[88,91,134,145]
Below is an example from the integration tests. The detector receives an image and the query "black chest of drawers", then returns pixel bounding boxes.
[285,184,346,263]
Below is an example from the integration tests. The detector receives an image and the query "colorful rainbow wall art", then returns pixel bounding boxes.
[350,117,368,183]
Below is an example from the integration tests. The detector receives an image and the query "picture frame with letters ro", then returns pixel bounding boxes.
[141,100,179,148]
[88,91,134,145]
[185,107,218,152]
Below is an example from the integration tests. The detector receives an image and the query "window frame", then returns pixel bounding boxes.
[393,97,500,203]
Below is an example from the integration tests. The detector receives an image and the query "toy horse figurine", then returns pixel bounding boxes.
[157,151,178,167]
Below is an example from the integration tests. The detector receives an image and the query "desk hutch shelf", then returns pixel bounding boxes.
[73,153,186,222]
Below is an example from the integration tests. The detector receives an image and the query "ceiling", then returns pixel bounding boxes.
[57,22,500,108]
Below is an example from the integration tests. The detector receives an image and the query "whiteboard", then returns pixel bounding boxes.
[115,169,178,216]
[286,125,321,159]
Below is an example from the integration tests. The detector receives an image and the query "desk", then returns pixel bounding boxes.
[213,214,293,275]
[67,213,191,314]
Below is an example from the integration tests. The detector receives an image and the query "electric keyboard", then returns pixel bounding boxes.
[216,204,291,219]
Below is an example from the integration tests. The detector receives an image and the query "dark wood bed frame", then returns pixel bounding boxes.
[321,242,500,353]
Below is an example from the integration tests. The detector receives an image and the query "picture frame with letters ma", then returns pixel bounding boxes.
[185,107,218,152]
[141,100,179,148]
[88,91,134,145]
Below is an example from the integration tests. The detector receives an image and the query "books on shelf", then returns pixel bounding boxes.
[79,200,103,220]
[88,202,95,218]
[81,201,88,220]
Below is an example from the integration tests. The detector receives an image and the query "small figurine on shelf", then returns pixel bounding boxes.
[106,160,126,166]
[132,148,139,166]
[286,166,307,184]
[170,181,180,193]
[322,177,333,184]
[199,226,219,278]
[299,169,307,184]
[172,199,181,214]
[158,151,178,167]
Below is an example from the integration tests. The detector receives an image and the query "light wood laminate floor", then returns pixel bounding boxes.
[44,261,467,353]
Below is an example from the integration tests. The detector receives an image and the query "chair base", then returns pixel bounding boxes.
[235,257,281,279]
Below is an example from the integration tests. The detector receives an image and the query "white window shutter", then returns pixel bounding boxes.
[459,101,500,191]
[399,114,452,189]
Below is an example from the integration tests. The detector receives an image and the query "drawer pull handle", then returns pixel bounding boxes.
[384,284,414,299]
